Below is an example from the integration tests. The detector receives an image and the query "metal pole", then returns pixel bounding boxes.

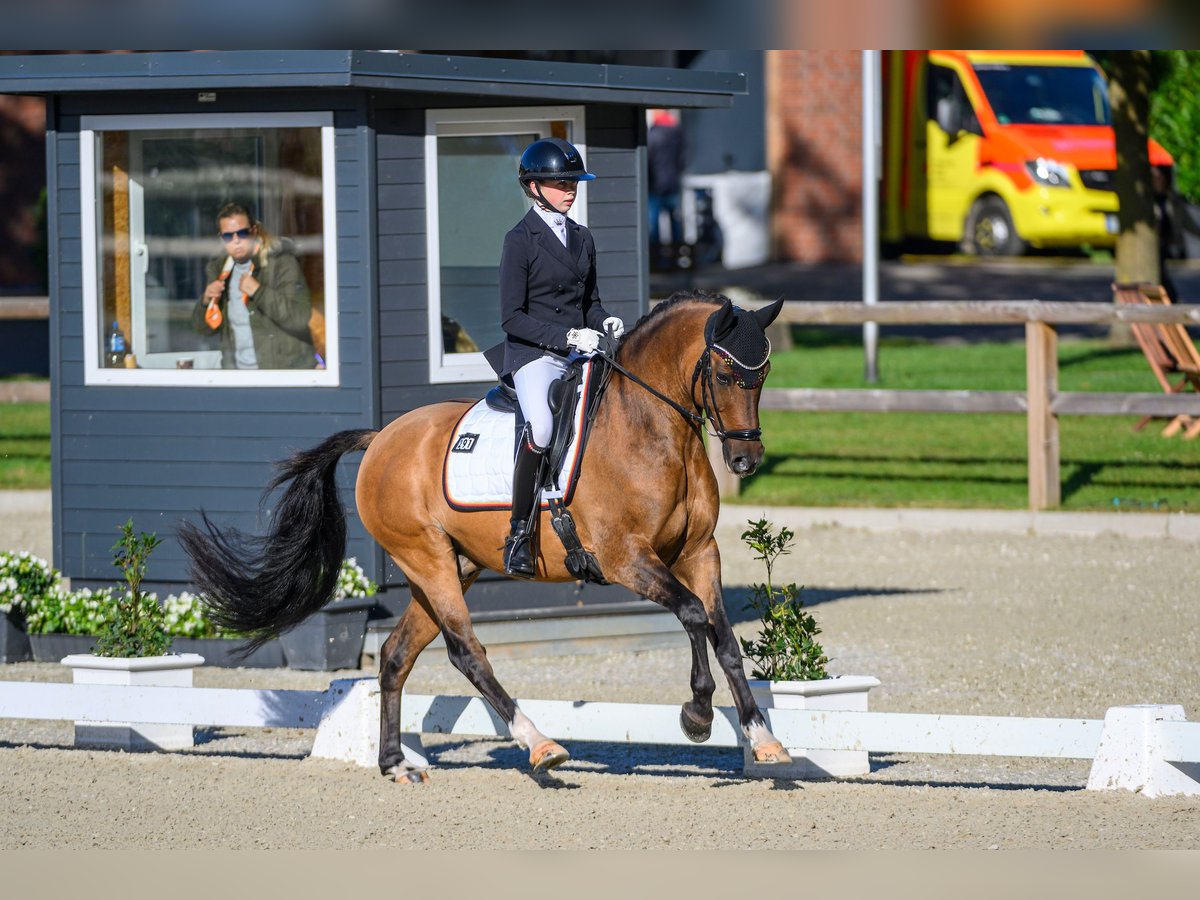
[862,50,881,383]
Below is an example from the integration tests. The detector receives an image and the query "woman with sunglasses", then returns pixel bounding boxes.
[193,201,315,369]
[496,137,624,578]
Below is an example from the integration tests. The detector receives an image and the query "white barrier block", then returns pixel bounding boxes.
[310,679,427,770]
[1086,705,1200,798]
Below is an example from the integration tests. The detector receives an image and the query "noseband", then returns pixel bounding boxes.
[600,332,768,444]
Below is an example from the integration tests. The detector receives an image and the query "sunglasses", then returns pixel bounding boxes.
[219,227,254,242]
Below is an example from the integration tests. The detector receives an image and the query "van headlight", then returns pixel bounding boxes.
[1025,157,1072,188]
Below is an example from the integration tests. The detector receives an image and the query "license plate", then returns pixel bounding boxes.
[1105,213,1119,234]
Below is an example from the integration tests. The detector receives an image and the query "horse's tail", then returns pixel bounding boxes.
[178,429,378,651]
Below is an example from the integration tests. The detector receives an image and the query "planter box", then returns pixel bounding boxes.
[278,597,374,671]
[62,652,205,751]
[170,637,284,669]
[746,675,881,779]
[28,633,96,662]
[0,612,31,663]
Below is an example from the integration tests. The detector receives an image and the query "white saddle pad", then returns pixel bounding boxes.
[442,363,594,512]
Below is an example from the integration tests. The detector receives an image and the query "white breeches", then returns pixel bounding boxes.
[513,352,570,449]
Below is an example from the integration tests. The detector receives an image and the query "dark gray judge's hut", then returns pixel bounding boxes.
[0,51,744,619]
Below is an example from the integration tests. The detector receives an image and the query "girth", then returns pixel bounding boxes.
[489,358,611,584]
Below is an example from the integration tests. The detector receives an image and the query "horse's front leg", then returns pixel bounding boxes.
[613,545,720,745]
[673,541,792,766]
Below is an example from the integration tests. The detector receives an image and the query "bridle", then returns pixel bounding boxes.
[598,332,768,443]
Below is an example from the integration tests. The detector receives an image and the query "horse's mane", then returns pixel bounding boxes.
[623,289,727,341]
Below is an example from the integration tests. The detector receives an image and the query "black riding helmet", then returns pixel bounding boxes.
[518,137,595,210]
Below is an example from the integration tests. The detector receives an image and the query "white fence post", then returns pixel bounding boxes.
[1086,705,1200,798]
[310,679,427,770]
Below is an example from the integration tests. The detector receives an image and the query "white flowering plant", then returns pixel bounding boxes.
[334,557,377,601]
[24,586,114,635]
[162,592,221,639]
[0,551,62,624]
[9,550,374,638]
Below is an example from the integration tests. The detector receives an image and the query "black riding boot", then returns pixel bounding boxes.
[504,438,546,578]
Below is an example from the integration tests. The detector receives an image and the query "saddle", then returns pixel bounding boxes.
[483,359,610,583]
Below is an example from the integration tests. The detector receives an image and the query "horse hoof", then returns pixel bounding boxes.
[679,707,713,744]
[385,764,430,784]
[752,740,793,765]
[530,740,570,771]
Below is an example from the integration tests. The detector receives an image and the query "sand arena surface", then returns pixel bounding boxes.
[1,496,1198,848]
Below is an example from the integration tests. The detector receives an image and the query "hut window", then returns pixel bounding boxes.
[424,106,588,383]
[79,112,338,386]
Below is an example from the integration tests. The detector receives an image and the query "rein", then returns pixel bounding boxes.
[598,341,762,443]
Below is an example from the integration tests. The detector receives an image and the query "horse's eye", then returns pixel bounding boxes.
[715,372,732,386]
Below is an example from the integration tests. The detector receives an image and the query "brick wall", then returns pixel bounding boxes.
[770,50,863,263]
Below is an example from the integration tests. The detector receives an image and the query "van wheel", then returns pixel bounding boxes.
[966,197,1027,257]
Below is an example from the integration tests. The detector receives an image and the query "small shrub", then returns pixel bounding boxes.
[739,518,829,682]
[93,520,170,658]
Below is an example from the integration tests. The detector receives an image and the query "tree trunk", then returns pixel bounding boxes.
[1107,51,1159,343]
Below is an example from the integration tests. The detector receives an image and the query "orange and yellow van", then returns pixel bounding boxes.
[882,50,1173,255]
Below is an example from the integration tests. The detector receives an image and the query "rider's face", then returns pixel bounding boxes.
[536,179,578,214]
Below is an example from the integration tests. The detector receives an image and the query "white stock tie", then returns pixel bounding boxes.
[551,215,567,247]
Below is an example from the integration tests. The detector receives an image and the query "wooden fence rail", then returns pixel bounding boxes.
[706,300,1200,509]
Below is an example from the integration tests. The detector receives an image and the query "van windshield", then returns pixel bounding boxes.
[973,64,1111,126]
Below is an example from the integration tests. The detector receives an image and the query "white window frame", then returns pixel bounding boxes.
[424,105,588,384]
[80,112,339,387]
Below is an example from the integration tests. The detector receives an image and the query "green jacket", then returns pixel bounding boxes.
[193,244,315,369]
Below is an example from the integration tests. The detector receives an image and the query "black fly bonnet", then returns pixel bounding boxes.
[692,296,784,441]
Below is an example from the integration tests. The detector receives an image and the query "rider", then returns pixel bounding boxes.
[498,137,624,578]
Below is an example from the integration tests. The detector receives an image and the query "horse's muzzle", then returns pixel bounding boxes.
[724,441,764,477]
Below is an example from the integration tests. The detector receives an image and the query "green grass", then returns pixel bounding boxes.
[742,330,1200,511]
[0,403,50,489]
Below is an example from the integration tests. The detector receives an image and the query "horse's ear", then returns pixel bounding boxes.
[710,299,737,341]
[752,296,785,330]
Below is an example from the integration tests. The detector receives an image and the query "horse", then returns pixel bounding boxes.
[179,290,793,782]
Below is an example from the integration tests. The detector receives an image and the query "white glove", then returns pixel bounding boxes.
[566,327,602,354]
[602,316,625,339]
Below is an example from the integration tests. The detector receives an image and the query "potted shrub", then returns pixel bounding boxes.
[0,550,60,663]
[739,518,879,779]
[276,558,378,671]
[59,521,203,751]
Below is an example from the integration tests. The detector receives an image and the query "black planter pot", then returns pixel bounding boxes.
[170,637,285,668]
[278,597,375,671]
[0,612,32,663]
[28,633,96,662]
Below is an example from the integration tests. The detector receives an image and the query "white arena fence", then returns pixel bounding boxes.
[1,678,1198,798]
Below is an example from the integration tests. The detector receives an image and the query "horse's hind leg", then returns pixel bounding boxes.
[405,557,570,773]
[378,596,441,782]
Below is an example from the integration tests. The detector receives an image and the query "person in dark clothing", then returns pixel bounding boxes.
[497,137,623,578]
[647,108,687,270]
